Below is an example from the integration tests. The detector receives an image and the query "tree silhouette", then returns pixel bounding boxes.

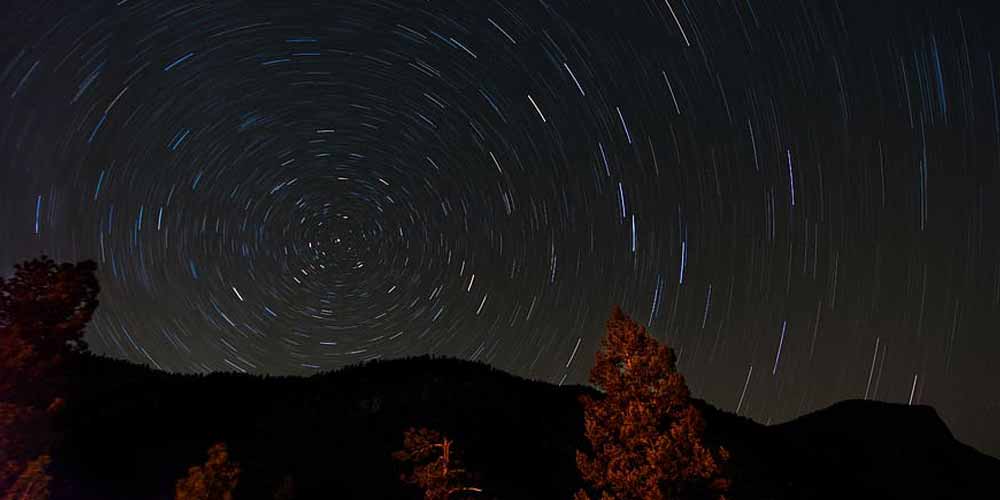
[0,454,51,500]
[575,306,730,500]
[392,427,483,499]
[175,443,241,500]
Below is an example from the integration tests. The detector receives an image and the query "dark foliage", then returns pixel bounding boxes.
[1,257,99,495]
[46,353,999,500]
[0,256,99,407]
[0,257,98,347]
[51,354,589,499]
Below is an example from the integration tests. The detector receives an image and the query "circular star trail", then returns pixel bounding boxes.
[2,0,998,456]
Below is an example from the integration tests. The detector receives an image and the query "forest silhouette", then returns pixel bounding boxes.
[1,258,997,499]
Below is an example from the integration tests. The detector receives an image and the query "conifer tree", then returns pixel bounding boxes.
[175,443,240,500]
[575,306,730,500]
[0,257,99,495]
[0,257,98,405]
[392,427,483,499]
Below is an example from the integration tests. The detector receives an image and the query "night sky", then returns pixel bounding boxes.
[2,0,998,456]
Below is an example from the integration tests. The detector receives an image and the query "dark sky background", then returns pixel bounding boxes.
[2,0,998,456]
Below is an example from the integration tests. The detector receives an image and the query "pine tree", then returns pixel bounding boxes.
[0,257,99,406]
[575,306,730,500]
[392,427,483,500]
[0,257,99,495]
[175,443,240,500]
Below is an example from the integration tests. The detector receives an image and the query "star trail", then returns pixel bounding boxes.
[1,0,998,456]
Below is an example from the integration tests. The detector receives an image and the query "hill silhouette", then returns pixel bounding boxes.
[47,353,998,499]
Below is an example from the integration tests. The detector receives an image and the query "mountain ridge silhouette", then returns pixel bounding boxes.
[47,352,998,499]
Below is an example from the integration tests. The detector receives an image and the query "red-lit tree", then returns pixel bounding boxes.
[0,402,52,491]
[0,257,99,494]
[175,443,241,500]
[575,306,730,500]
[393,427,483,500]
[0,257,99,405]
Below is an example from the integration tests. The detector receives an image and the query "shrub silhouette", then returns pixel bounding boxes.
[575,306,730,500]
[175,443,241,500]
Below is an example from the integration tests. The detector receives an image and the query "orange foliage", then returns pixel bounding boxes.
[175,443,241,500]
[575,306,730,500]
[392,427,483,499]
[0,454,51,500]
